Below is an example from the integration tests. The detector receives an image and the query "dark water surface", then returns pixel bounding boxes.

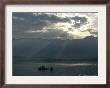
[13,61,98,76]
[13,38,98,76]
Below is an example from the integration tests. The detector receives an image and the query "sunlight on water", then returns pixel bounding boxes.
[55,63,97,67]
[27,62,97,67]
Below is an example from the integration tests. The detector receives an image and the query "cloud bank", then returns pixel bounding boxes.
[12,12,98,39]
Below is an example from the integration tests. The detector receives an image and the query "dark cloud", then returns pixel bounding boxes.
[71,16,88,28]
[12,13,71,32]
[13,12,71,23]
[36,14,70,23]
[12,13,88,31]
[12,12,97,39]
[59,32,69,38]
[68,28,72,31]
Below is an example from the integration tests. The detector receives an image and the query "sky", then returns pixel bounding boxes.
[13,12,98,60]
[12,12,98,40]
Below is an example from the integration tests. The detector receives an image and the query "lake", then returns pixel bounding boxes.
[13,60,98,76]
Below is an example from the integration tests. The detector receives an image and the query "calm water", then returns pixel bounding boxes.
[13,39,98,76]
[13,60,98,76]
